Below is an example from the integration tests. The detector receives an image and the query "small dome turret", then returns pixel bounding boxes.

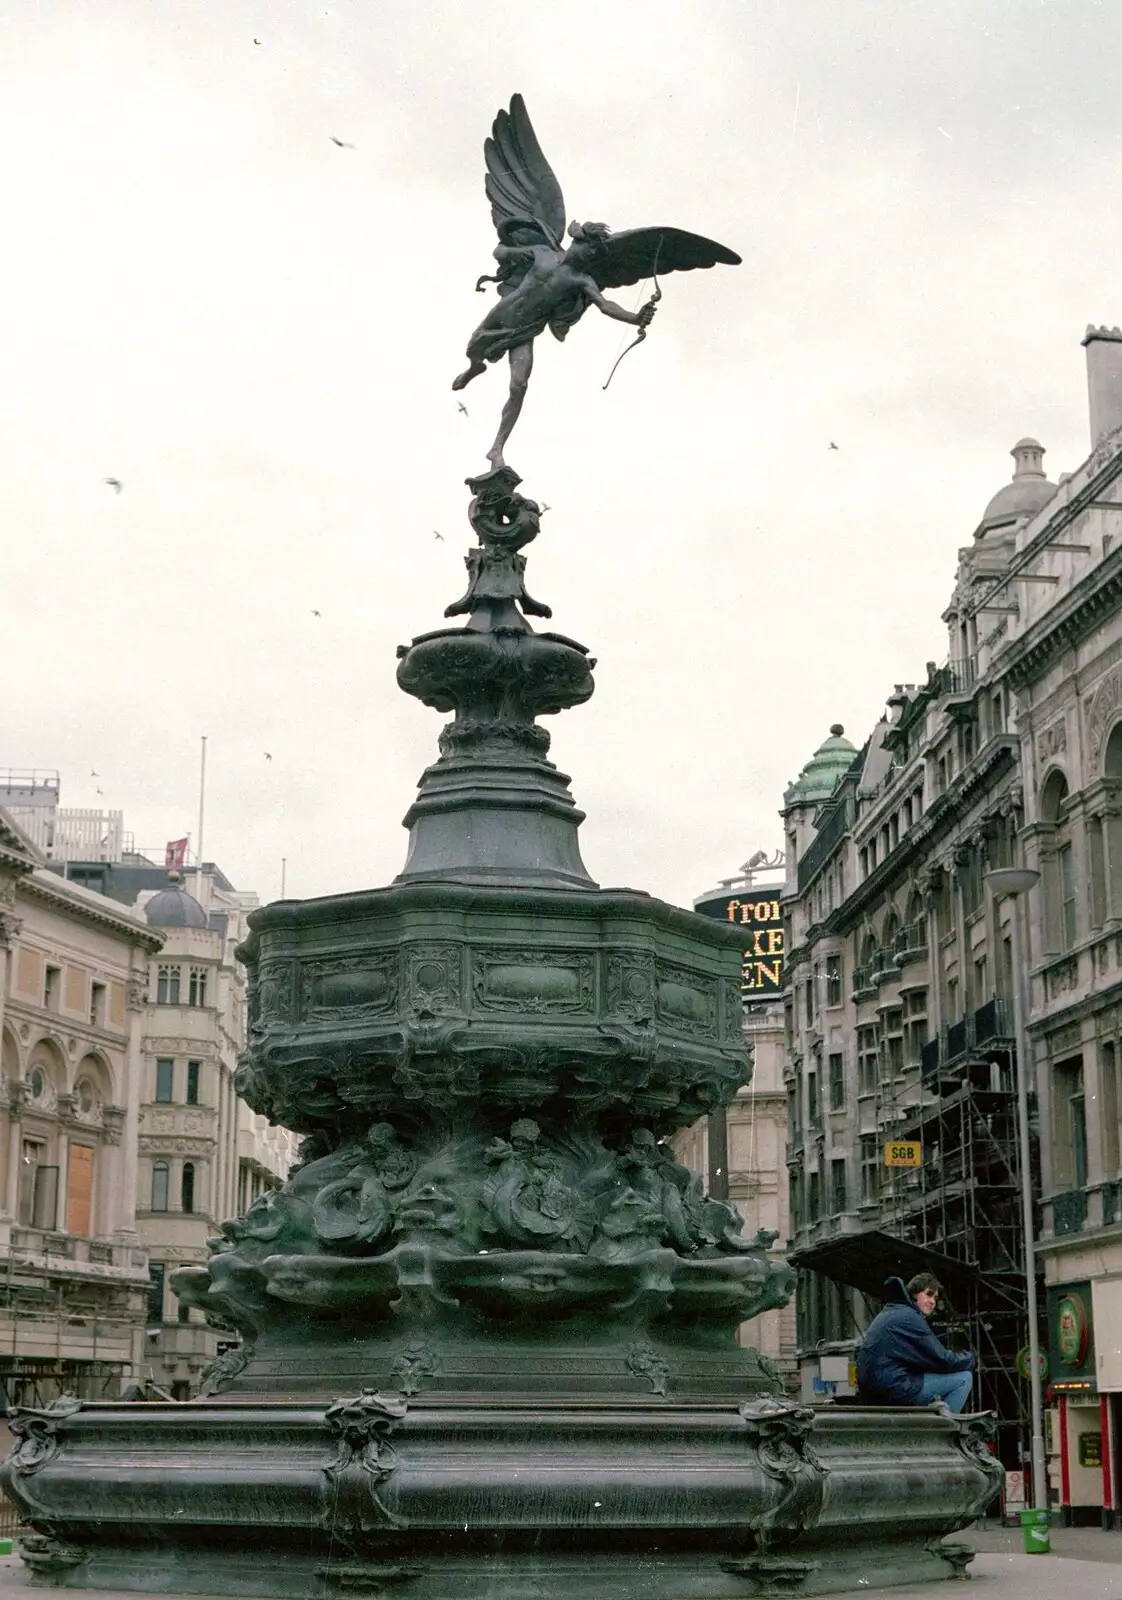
[979,438,1056,529]
[784,724,858,806]
[144,869,208,929]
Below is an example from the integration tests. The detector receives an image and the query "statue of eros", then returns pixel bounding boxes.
[453,95,741,470]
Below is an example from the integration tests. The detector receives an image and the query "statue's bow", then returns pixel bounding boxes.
[602,237,663,392]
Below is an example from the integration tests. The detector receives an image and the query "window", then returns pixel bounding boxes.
[787,1086,800,1139]
[831,1157,847,1215]
[883,1008,904,1076]
[65,1143,94,1235]
[807,1169,821,1222]
[22,1136,59,1228]
[186,1061,201,1106]
[860,1135,879,1203]
[188,967,208,1007]
[788,1172,802,1233]
[807,1070,819,1130]
[177,1302,192,1324]
[1089,818,1108,929]
[156,965,180,1004]
[43,965,60,1011]
[89,981,106,1027]
[829,1053,845,1111]
[1059,845,1077,951]
[858,1027,878,1095]
[181,1162,195,1214]
[1053,1058,1087,1192]
[825,954,842,1007]
[151,1161,170,1212]
[28,1065,46,1102]
[155,1059,174,1103]
[1102,1042,1119,1178]
[905,992,929,1067]
[804,978,815,1026]
[147,1263,165,1325]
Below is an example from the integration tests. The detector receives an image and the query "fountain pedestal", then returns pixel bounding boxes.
[1,466,1001,1595]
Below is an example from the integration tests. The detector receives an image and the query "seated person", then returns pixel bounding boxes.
[856,1272,976,1413]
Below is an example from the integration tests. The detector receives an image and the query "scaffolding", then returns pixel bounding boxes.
[875,998,1034,1467]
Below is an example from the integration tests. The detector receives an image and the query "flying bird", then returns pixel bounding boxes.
[264,752,273,761]
[828,442,839,451]
[311,609,321,617]
[330,137,354,149]
[540,503,551,513]
[104,477,122,492]
[90,769,99,777]
[433,531,444,541]
[96,788,104,796]
[457,401,468,416]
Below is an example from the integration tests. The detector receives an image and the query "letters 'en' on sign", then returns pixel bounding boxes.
[884,1142,922,1168]
[693,892,785,997]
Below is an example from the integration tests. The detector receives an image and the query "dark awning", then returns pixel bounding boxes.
[788,1228,1019,1313]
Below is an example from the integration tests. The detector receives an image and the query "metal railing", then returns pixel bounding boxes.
[1052,1190,1087,1237]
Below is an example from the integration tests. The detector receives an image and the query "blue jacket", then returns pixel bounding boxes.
[855,1276,976,1404]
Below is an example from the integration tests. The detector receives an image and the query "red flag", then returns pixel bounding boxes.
[165,838,188,869]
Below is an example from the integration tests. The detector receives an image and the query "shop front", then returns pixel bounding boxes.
[1046,1280,1117,1528]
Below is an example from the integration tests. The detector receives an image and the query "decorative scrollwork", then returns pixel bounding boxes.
[18,1532,88,1576]
[200,1344,254,1397]
[627,1340,670,1396]
[323,1388,408,1529]
[739,1399,826,1551]
[6,1394,84,1476]
[390,1341,440,1397]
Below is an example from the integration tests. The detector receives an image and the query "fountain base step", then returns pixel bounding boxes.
[4,1398,1001,1598]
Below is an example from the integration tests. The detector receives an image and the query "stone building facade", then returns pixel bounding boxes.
[782,326,1122,1504]
[0,808,162,1406]
[133,870,297,1399]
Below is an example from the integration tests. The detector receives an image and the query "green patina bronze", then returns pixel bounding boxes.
[0,95,1001,1600]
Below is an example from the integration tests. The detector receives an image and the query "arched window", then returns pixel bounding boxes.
[151,1162,169,1213]
[1039,770,1075,952]
[1104,723,1122,781]
[1094,724,1122,924]
[905,889,924,929]
[882,909,900,953]
[181,1162,195,1214]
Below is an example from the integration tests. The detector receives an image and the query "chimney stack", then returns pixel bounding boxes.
[1082,324,1122,446]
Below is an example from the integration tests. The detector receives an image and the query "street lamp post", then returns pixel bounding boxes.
[986,866,1046,1514]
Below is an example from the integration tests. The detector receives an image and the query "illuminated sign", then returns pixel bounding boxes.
[884,1141,922,1168]
[694,892,785,997]
[1057,1293,1089,1368]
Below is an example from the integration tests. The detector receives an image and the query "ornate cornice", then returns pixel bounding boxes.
[19,873,164,952]
[1000,549,1122,691]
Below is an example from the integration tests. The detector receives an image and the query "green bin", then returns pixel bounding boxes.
[1020,1508,1050,1554]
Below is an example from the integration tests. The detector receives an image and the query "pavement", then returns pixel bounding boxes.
[0,1529,1114,1598]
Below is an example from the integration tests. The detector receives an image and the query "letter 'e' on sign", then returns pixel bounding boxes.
[884,1141,922,1168]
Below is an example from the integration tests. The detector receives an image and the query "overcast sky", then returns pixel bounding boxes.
[2,0,1120,907]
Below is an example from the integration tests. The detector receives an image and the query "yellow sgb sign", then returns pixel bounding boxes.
[884,1142,922,1168]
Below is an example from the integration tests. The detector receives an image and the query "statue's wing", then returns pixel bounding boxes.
[590,227,741,290]
[484,95,567,247]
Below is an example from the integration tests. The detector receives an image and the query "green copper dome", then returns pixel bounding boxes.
[784,723,858,806]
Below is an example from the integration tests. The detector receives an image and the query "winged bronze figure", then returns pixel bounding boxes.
[454,95,741,470]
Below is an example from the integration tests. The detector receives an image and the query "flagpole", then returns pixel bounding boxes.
[281,857,287,898]
[196,736,207,903]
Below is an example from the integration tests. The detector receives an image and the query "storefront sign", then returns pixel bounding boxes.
[1047,1280,1096,1392]
[1016,1347,1049,1382]
[884,1142,922,1168]
[1079,1432,1103,1470]
[694,891,786,997]
[1057,1293,1089,1368]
